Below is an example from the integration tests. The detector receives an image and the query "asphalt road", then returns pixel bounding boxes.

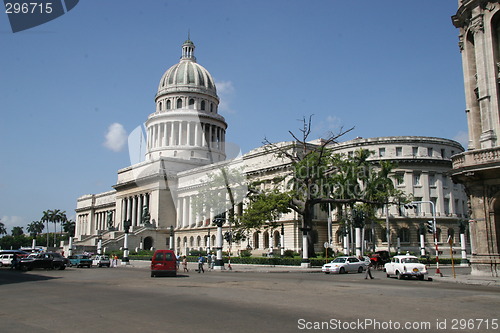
[0,266,498,333]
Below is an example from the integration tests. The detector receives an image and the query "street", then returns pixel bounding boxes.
[0,265,498,332]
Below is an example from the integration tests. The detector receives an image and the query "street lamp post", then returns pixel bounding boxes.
[207,227,211,254]
[97,231,103,255]
[213,217,224,270]
[280,223,285,257]
[122,220,131,265]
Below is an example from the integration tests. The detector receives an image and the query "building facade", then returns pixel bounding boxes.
[451,0,500,276]
[74,40,469,260]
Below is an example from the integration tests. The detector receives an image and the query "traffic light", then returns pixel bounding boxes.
[404,204,418,210]
[426,220,434,234]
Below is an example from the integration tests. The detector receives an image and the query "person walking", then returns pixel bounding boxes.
[197,255,205,273]
[182,256,189,272]
[364,259,374,279]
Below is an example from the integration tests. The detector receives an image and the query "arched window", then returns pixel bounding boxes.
[177,98,183,109]
[380,228,388,242]
[273,230,280,247]
[210,103,214,112]
[263,231,269,249]
[189,236,194,247]
[166,100,171,109]
[196,236,201,248]
[436,228,442,243]
[253,232,260,249]
[201,100,206,110]
[399,228,410,243]
[447,228,455,243]
[158,102,162,111]
[188,99,195,109]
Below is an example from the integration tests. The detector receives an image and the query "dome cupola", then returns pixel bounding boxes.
[156,39,218,99]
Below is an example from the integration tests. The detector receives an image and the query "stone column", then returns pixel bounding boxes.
[183,196,190,228]
[178,122,183,146]
[138,195,143,225]
[169,122,174,146]
[177,197,183,228]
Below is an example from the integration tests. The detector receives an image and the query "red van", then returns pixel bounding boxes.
[150,250,177,277]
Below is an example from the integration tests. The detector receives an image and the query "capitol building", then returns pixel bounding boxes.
[74,39,469,259]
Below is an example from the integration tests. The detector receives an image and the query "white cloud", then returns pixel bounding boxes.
[103,123,127,152]
[1,215,28,234]
[311,115,343,140]
[453,130,469,149]
[215,80,236,114]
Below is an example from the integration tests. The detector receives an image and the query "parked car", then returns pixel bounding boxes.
[322,256,367,274]
[91,255,111,267]
[0,254,14,267]
[150,249,177,277]
[384,254,428,280]
[18,252,68,271]
[68,254,92,268]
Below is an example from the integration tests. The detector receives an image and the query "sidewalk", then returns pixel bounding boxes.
[124,260,500,286]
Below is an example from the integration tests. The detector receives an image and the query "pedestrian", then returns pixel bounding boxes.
[112,254,118,267]
[197,254,205,273]
[176,253,180,271]
[210,253,215,269]
[182,256,189,272]
[365,259,374,279]
[207,253,212,271]
[10,253,18,270]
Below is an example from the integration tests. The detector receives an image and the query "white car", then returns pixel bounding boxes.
[384,255,428,280]
[0,254,14,267]
[91,255,111,267]
[322,256,367,274]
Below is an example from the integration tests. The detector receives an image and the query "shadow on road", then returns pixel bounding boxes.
[0,269,60,285]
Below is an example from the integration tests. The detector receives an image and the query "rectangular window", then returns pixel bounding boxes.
[395,172,405,185]
[427,147,433,157]
[395,147,402,156]
[441,148,446,158]
[379,148,385,157]
[429,173,436,187]
[444,198,450,215]
[412,147,419,157]
[414,173,421,186]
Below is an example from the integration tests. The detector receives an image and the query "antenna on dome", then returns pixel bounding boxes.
[188,29,191,41]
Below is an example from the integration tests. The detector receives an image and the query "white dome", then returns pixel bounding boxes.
[156,40,218,99]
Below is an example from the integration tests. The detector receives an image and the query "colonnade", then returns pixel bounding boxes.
[147,121,225,151]
[76,213,89,237]
[175,195,242,229]
[121,193,151,229]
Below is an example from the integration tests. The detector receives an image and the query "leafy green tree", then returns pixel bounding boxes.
[27,221,44,237]
[240,117,407,259]
[0,220,7,236]
[62,220,76,237]
[11,226,24,237]
[41,210,52,247]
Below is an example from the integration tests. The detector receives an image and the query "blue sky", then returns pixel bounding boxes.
[0,0,467,233]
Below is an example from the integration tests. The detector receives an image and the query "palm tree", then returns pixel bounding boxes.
[27,221,44,237]
[41,210,52,248]
[63,220,76,237]
[0,220,7,236]
[50,209,63,247]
